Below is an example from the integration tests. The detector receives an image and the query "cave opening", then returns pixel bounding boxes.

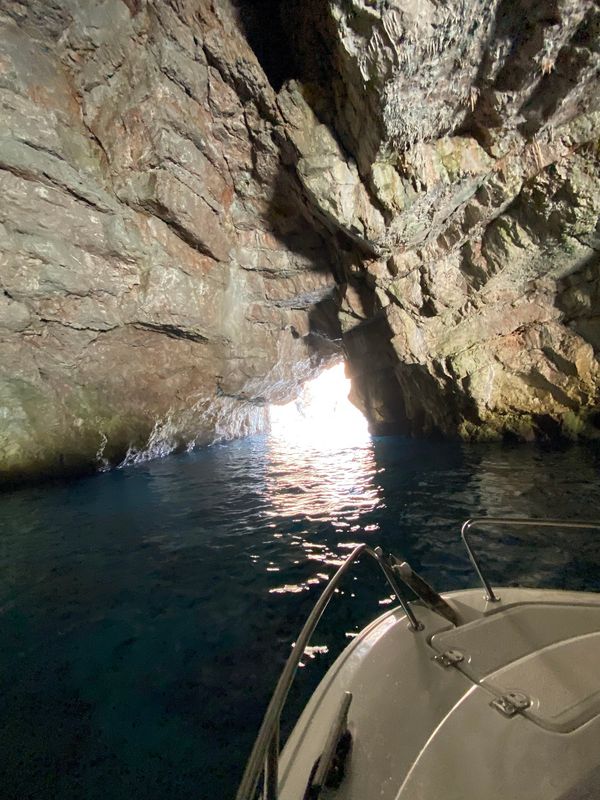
[233,0,298,91]
[269,362,370,447]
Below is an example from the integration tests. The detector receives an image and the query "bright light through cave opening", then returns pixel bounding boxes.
[269,362,370,447]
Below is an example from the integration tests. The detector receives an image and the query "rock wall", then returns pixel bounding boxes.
[0,0,339,482]
[278,0,600,441]
[1,0,599,483]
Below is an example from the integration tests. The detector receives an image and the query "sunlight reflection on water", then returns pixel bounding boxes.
[264,440,381,522]
[266,363,378,526]
[2,433,600,800]
[262,438,383,594]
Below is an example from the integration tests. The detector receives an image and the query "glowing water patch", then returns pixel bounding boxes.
[264,363,379,523]
[269,362,370,447]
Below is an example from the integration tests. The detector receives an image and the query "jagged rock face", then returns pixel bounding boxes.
[279,0,600,440]
[1,0,599,484]
[0,0,339,482]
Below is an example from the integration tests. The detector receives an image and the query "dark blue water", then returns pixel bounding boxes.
[2,435,600,800]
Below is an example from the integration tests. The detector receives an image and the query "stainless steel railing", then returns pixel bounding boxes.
[461,517,600,602]
[235,543,423,800]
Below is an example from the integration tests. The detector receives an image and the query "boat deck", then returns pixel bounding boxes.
[279,588,600,800]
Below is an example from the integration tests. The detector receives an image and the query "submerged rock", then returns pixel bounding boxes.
[0,0,599,483]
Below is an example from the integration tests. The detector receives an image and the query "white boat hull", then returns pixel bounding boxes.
[279,588,600,800]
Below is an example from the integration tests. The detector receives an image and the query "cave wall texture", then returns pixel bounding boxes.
[0,0,599,482]
[0,0,340,481]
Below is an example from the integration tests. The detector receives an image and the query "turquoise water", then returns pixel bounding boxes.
[1,435,600,799]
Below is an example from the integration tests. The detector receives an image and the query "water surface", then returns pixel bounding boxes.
[1,436,600,799]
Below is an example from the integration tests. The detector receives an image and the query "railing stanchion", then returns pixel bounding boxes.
[461,517,600,603]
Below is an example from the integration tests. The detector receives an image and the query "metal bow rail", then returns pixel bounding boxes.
[235,543,425,800]
[461,517,600,602]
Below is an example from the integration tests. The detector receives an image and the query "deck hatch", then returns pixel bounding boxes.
[430,602,600,731]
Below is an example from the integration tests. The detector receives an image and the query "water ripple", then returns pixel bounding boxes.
[1,436,600,800]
